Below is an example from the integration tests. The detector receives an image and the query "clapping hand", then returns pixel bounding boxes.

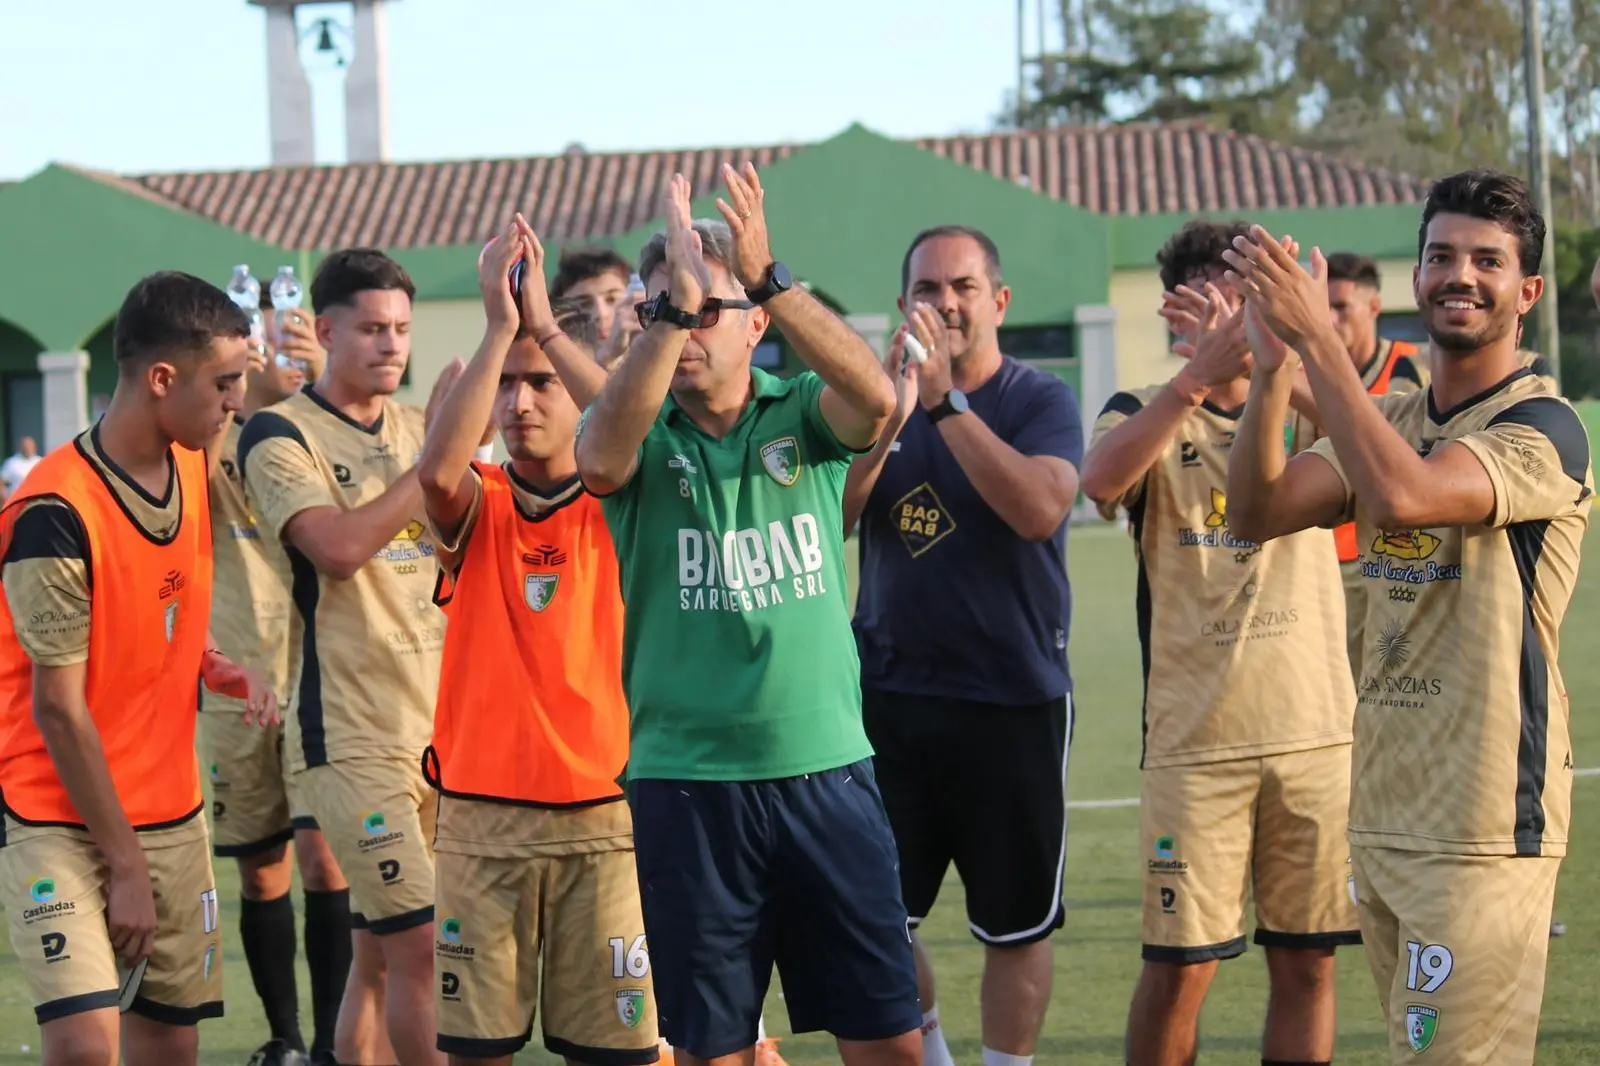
[715,162,776,292]
[1222,226,1331,352]
[477,221,522,332]
[663,174,710,313]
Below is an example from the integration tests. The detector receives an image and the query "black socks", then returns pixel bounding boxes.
[303,887,354,1060]
[240,893,305,1052]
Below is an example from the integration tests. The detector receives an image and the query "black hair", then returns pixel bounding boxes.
[515,297,600,353]
[310,248,416,311]
[1156,220,1252,293]
[113,271,250,372]
[1418,169,1545,275]
[900,225,1004,294]
[1325,252,1381,288]
[550,247,632,299]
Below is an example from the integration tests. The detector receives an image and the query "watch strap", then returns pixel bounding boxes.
[927,394,958,424]
[746,262,789,305]
[648,293,705,329]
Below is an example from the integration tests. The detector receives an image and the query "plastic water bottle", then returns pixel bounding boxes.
[225,266,266,357]
[270,267,303,345]
[226,265,260,311]
[626,272,646,301]
[270,266,302,313]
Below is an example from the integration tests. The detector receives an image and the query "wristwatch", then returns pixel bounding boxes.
[642,291,705,330]
[746,262,794,305]
[926,389,969,424]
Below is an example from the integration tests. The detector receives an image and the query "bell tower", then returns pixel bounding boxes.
[248,0,396,166]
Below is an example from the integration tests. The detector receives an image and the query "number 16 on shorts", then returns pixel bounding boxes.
[609,935,649,979]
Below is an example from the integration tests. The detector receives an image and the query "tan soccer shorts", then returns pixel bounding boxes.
[433,800,660,1062]
[1140,744,1362,961]
[200,708,313,857]
[1352,845,1558,1064]
[0,815,224,1025]
[297,756,437,933]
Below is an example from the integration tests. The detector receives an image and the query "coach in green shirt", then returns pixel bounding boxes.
[577,167,923,1065]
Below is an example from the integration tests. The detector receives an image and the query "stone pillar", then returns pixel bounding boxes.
[261,2,315,166]
[1072,304,1118,523]
[37,351,90,452]
[345,0,394,164]
[845,313,892,360]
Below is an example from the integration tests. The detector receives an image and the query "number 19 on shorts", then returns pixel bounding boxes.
[609,935,650,980]
[1405,940,1453,994]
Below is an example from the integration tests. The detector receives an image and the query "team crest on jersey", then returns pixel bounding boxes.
[164,602,177,642]
[525,574,559,612]
[1406,1004,1439,1052]
[759,436,801,487]
[615,988,645,1029]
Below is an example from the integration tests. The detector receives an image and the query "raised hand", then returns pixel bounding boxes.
[1221,226,1331,350]
[512,214,558,336]
[1172,288,1252,387]
[906,302,954,409]
[477,220,523,331]
[883,325,920,434]
[1160,283,1226,350]
[663,173,710,312]
[715,162,776,292]
[271,308,322,373]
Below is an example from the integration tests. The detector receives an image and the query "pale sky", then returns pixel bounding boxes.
[0,0,1041,181]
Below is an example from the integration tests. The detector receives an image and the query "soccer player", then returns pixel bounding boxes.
[576,168,922,1066]
[0,271,276,1066]
[203,304,351,1066]
[551,245,643,367]
[844,226,1083,1066]
[1080,221,1360,1066]
[416,219,659,1066]
[240,250,451,1066]
[1223,169,1592,1066]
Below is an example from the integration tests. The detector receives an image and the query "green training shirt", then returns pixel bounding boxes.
[590,368,872,781]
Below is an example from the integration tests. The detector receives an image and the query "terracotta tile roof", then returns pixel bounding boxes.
[126,123,1427,251]
[914,123,1428,216]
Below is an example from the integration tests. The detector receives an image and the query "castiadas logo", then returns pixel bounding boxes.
[29,877,54,903]
[362,812,386,835]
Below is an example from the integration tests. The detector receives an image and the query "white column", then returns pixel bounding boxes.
[1072,304,1118,523]
[263,3,315,166]
[345,0,393,164]
[37,351,90,452]
[845,313,891,360]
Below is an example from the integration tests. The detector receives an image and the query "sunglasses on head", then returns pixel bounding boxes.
[635,296,756,331]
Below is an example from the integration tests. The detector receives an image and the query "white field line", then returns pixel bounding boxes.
[1067,765,1600,811]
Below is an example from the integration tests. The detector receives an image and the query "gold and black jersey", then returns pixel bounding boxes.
[1,425,188,667]
[1308,368,1593,856]
[1092,385,1353,769]
[238,388,443,772]
[205,417,295,711]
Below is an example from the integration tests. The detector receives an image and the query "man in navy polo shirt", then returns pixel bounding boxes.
[845,225,1083,1066]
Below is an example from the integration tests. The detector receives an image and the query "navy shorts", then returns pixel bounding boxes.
[629,760,922,1059]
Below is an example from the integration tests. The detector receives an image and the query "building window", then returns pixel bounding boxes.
[1377,312,1427,344]
[1001,325,1075,363]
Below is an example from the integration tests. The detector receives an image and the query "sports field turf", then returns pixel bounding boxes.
[1,403,1598,1064]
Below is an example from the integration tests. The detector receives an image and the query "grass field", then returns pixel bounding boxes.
[1,404,1599,1064]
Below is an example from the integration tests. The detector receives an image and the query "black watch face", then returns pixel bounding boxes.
[770,262,793,290]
